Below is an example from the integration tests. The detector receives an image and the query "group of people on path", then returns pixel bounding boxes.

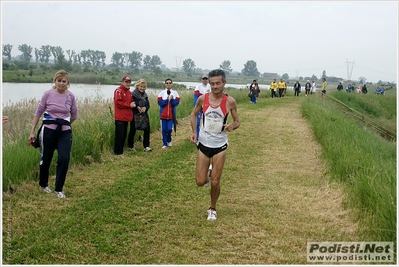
[113,75,181,155]
[269,78,288,98]
[25,69,240,221]
[114,76,180,155]
[270,79,319,97]
[338,82,368,94]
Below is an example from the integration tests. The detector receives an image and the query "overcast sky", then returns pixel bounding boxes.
[1,1,398,83]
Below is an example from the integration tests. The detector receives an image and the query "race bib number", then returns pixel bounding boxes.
[203,116,224,133]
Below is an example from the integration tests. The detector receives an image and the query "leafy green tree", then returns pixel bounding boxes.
[149,55,162,70]
[2,44,13,61]
[122,53,130,68]
[358,77,367,84]
[86,50,105,67]
[111,52,124,67]
[99,51,106,67]
[39,45,52,63]
[143,55,151,70]
[50,46,64,64]
[34,48,40,63]
[282,73,289,80]
[53,54,72,71]
[127,51,143,69]
[66,49,76,63]
[73,54,81,65]
[182,58,196,76]
[80,50,90,66]
[153,66,163,76]
[219,60,232,74]
[241,60,259,77]
[18,44,33,62]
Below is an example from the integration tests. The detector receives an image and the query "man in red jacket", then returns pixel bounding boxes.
[114,76,136,155]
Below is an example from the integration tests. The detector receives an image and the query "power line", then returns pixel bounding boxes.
[355,65,396,76]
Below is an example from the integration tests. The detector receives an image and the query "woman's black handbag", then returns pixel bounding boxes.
[134,113,149,130]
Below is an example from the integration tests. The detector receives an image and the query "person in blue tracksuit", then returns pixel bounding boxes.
[157,78,180,148]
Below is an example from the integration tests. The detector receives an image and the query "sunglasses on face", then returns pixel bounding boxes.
[165,82,172,84]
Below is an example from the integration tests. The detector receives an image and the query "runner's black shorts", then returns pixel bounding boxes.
[197,142,228,158]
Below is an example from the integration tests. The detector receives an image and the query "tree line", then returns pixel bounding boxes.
[2,43,275,78]
[3,43,357,83]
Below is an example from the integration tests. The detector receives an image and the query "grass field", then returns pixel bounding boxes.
[2,87,396,264]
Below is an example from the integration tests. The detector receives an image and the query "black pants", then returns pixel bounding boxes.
[271,89,277,98]
[39,127,72,192]
[114,120,129,155]
[128,120,150,149]
[278,89,284,97]
[294,90,300,96]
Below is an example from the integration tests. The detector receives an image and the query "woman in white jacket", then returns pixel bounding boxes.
[311,80,317,95]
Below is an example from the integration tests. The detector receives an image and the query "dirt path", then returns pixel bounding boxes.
[155,98,359,263]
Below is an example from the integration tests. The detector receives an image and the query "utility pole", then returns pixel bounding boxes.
[175,55,182,71]
[345,59,355,81]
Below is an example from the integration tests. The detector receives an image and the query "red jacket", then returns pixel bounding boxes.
[114,85,133,122]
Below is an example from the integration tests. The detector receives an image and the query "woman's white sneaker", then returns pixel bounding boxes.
[40,186,52,193]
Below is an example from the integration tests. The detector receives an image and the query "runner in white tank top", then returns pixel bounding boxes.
[189,69,240,221]
[198,93,229,148]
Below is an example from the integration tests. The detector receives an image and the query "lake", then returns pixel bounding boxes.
[1,82,271,106]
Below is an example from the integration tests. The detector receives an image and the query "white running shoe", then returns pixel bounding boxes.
[129,147,137,152]
[162,145,168,149]
[167,142,172,147]
[207,208,217,221]
[205,164,212,187]
[143,147,152,152]
[55,191,66,198]
[40,186,52,193]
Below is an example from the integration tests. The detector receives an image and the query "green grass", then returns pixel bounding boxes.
[330,90,396,131]
[301,95,396,242]
[2,89,249,190]
[2,88,396,263]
